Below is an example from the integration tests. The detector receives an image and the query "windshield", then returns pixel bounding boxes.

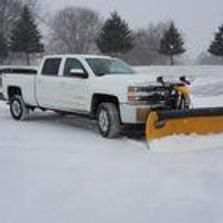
[86,58,136,76]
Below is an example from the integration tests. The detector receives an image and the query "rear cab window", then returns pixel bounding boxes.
[41,58,61,76]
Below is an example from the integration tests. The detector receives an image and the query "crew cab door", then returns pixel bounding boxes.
[36,57,63,108]
[59,58,89,112]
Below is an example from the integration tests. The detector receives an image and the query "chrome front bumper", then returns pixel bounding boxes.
[119,103,151,124]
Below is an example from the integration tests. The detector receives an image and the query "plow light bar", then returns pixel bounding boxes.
[180,76,191,85]
[157,76,193,85]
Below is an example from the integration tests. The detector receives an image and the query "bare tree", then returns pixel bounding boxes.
[122,22,170,65]
[0,0,22,38]
[48,7,102,54]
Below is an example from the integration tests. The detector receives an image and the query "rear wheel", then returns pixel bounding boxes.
[97,103,121,138]
[10,95,29,120]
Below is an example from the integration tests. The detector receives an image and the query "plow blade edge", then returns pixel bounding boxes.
[146,107,223,143]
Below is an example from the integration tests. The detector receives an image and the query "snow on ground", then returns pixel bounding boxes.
[1,74,223,223]
[1,102,223,223]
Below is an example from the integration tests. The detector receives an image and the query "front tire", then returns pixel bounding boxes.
[10,95,29,120]
[97,103,121,138]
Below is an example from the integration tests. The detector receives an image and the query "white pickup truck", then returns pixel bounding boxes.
[2,55,190,138]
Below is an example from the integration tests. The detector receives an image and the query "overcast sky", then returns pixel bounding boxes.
[44,0,223,58]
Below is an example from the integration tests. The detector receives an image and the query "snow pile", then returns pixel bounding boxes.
[191,78,223,108]
[192,78,223,97]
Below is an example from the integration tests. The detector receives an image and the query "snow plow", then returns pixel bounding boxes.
[145,77,223,143]
[146,107,223,143]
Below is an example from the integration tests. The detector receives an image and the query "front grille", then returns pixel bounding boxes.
[147,86,172,100]
[138,85,178,108]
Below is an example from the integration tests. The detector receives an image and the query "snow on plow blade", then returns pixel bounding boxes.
[146,107,223,143]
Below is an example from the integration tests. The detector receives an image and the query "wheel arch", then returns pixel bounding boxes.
[91,93,120,117]
[7,86,22,99]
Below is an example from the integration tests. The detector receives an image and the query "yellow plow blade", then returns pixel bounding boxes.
[146,108,223,143]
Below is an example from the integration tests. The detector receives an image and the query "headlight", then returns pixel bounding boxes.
[127,85,170,105]
[128,86,144,103]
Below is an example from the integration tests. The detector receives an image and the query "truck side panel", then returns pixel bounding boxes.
[3,74,37,106]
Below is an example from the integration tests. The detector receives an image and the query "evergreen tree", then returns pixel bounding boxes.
[10,5,44,65]
[159,22,185,65]
[96,11,134,55]
[0,33,8,63]
[208,25,223,63]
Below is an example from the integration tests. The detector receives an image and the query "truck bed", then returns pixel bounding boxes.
[0,66,37,100]
[2,72,37,106]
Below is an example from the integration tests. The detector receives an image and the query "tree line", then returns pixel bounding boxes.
[0,1,223,65]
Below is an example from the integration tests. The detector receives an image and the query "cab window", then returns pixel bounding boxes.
[41,58,61,76]
[63,58,87,77]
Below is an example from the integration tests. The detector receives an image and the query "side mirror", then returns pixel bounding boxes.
[70,68,88,79]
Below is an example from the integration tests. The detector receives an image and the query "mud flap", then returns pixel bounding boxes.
[146,107,223,143]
